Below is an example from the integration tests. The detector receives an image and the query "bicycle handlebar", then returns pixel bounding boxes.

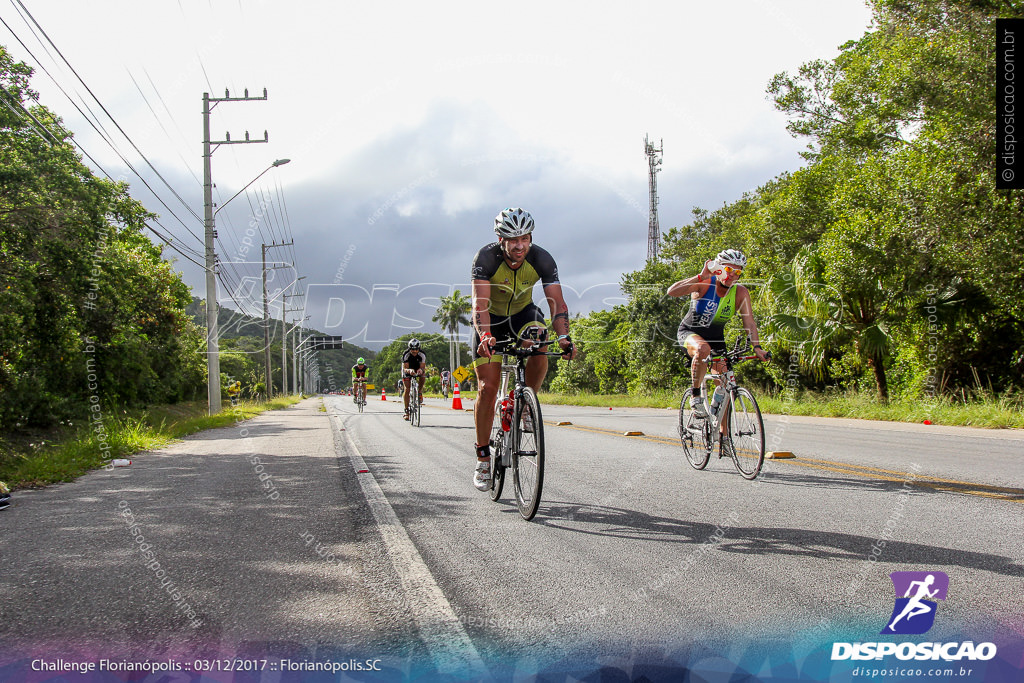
[491,338,573,358]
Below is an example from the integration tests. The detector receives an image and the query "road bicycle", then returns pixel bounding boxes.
[354,381,366,413]
[487,337,570,520]
[406,373,422,427]
[678,337,768,480]
[441,380,450,400]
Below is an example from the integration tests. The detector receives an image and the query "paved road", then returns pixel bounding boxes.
[328,395,1023,675]
[1,396,1021,680]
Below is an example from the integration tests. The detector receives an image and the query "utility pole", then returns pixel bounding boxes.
[203,87,269,414]
[261,241,293,397]
[283,279,305,395]
[644,134,663,262]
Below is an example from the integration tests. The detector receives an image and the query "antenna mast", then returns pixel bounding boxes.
[644,134,663,261]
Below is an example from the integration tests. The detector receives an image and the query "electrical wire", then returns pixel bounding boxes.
[0,11,206,249]
[11,0,203,228]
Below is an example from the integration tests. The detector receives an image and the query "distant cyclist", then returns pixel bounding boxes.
[351,357,369,404]
[440,369,452,399]
[401,338,427,420]
[667,249,770,418]
[471,207,576,491]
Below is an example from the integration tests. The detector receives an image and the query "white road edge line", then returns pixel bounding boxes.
[328,410,489,678]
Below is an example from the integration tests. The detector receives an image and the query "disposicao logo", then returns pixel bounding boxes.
[882,571,948,635]
[831,570,997,662]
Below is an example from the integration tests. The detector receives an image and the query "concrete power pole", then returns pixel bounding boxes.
[261,241,293,397]
[203,88,269,414]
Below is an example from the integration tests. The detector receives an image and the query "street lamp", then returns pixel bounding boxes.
[214,158,291,217]
[203,156,291,415]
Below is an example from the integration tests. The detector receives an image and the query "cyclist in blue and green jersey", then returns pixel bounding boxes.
[668,249,770,417]
[470,208,576,490]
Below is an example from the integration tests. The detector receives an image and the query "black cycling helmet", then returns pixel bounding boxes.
[407,338,421,350]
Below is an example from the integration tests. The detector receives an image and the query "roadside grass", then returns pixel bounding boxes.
[0,395,305,490]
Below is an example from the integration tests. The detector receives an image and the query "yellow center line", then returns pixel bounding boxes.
[795,456,1023,494]
[546,420,1024,504]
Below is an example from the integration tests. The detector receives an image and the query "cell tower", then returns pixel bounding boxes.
[644,134,663,261]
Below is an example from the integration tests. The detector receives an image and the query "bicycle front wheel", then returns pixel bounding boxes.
[412,387,421,427]
[679,388,711,470]
[727,387,765,479]
[511,388,545,520]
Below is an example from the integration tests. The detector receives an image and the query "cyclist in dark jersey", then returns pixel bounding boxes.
[351,358,369,403]
[470,207,576,490]
[668,249,770,417]
[401,338,427,420]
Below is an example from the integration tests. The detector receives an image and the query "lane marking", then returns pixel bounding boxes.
[328,410,488,676]
[548,420,1023,504]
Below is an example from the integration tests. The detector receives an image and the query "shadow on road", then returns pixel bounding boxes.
[530,500,1024,578]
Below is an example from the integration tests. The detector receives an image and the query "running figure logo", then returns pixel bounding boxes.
[881,571,949,635]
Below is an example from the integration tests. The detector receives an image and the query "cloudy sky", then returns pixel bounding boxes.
[2,1,874,349]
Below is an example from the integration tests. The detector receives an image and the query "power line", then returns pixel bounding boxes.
[127,68,204,187]
[0,86,205,269]
[11,0,205,226]
[0,10,206,249]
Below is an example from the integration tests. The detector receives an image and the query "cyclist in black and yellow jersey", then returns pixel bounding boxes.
[470,207,576,490]
[401,339,427,420]
[667,249,770,417]
[351,358,369,403]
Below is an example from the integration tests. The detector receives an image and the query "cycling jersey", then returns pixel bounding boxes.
[681,276,737,330]
[678,277,739,354]
[402,350,426,371]
[471,242,560,317]
[351,364,369,379]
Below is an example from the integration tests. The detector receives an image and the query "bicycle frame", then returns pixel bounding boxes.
[491,341,566,465]
[686,344,759,442]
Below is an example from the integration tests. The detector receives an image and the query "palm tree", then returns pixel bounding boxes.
[432,290,472,373]
[760,248,898,401]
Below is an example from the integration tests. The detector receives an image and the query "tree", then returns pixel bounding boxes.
[0,44,205,428]
[431,290,472,371]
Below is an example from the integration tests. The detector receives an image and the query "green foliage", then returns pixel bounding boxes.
[432,289,472,371]
[552,1,1023,401]
[370,333,451,391]
[0,45,205,431]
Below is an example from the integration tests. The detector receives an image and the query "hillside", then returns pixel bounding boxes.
[186,298,375,393]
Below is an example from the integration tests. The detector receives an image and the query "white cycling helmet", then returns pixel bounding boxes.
[494,208,535,238]
[716,249,747,268]
[407,338,421,350]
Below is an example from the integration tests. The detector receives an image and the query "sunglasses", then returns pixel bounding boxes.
[721,265,744,276]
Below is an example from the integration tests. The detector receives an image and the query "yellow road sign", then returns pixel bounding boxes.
[452,366,470,383]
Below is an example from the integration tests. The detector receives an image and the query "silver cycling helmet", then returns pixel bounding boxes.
[407,338,421,350]
[716,249,747,268]
[494,208,535,238]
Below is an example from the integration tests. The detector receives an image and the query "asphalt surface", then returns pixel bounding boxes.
[1,395,1022,679]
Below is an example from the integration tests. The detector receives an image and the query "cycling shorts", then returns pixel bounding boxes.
[471,302,547,367]
[678,323,728,357]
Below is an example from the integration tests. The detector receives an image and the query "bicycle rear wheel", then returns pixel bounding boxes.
[727,387,765,479]
[511,388,544,520]
[679,388,711,469]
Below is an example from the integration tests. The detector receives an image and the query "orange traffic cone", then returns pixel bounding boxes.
[451,382,463,410]
[381,388,387,401]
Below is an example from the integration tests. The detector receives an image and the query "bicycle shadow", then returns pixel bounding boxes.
[532,500,1024,578]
